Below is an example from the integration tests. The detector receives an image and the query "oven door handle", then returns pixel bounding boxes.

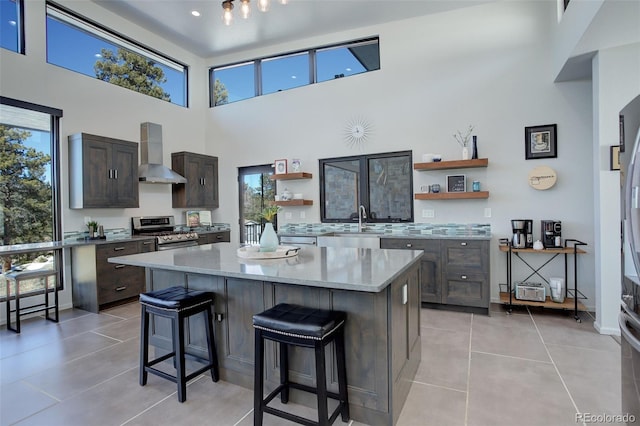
[620,311,640,353]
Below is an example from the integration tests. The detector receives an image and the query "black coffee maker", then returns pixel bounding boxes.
[541,220,562,248]
[511,219,533,248]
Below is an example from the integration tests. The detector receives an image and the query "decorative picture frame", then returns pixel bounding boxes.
[291,158,301,172]
[274,159,287,174]
[611,145,621,171]
[525,124,557,160]
[446,174,466,192]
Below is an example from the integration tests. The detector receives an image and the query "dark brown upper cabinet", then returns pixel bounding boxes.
[68,133,139,209]
[171,151,219,208]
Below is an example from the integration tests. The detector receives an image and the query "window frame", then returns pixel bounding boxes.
[210,36,379,107]
[319,150,414,224]
[45,1,189,107]
[1,0,25,54]
[0,96,64,295]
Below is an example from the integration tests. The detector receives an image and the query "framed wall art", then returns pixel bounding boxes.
[611,145,621,171]
[525,124,557,160]
[446,174,466,192]
[274,159,287,174]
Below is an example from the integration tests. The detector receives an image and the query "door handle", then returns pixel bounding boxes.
[113,169,118,179]
[461,275,467,279]
[460,242,467,246]
[620,312,640,352]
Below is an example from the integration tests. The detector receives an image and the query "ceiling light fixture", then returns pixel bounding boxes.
[222,0,234,26]
[257,0,270,12]
[240,0,251,19]
[221,0,287,25]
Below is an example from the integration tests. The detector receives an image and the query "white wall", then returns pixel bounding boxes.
[207,1,597,308]
[592,43,640,334]
[2,0,634,321]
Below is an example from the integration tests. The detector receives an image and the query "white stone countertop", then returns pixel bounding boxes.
[108,243,423,293]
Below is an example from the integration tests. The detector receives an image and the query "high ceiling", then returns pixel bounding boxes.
[92,0,485,58]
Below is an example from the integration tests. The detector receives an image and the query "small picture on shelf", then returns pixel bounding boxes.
[274,159,287,174]
[446,175,466,192]
[186,211,200,227]
[291,159,301,172]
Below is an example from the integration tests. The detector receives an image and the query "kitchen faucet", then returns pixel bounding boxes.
[358,205,367,232]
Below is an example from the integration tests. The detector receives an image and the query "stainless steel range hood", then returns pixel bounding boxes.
[138,122,187,184]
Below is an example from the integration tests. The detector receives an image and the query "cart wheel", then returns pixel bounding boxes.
[575,317,582,323]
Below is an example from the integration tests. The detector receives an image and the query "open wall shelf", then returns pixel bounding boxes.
[414,191,489,200]
[414,158,488,171]
[270,172,312,180]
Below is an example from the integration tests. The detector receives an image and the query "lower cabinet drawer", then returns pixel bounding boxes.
[97,265,144,305]
[442,271,489,308]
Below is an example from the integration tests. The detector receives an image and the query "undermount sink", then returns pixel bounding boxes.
[316,231,382,248]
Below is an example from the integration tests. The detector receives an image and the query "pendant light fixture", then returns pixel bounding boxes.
[240,0,251,19]
[221,0,234,26]
[222,0,286,25]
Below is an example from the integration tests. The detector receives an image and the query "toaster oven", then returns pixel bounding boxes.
[515,282,546,302]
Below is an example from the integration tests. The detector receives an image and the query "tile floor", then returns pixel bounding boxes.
[0,303,622,426]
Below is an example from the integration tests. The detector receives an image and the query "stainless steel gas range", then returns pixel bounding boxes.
[131,216,199,250]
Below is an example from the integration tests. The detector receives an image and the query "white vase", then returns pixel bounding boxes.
[259,222,279,252]
[462,146,470,160]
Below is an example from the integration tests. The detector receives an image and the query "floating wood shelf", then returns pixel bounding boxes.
[414,158,488,171]
[270,172,312,180]
[274,200,313,206]
[414,191,489,200]
[499,292,587,312]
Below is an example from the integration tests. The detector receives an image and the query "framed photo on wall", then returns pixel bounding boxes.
[525,124,557,160]
[274,159,287,174]
[611,145,621,171]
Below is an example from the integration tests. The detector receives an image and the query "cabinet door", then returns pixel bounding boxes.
[381,238,441,303]
[82,138,112,207]
[184,155,205,206]
[201,157,219,208]
[441,240,489,308]
[111,142,139,208]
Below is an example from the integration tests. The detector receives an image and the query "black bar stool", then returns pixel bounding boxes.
[139,286,219,403]
[253,303,349,426]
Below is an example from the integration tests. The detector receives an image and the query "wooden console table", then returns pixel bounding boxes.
[499,239,587,322]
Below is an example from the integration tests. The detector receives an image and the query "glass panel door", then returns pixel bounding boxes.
[238,165,275,244]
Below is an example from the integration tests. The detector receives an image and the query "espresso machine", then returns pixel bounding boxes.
[511,219,533,248]
[541,220,562,248]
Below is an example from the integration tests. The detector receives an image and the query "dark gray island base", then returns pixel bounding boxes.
[109,244,422,426]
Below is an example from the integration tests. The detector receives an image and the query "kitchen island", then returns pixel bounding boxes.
[109,243,422,426]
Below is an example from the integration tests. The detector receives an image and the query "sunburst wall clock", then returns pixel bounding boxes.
[343,117,372,149]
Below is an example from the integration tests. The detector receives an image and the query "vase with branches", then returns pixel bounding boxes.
[453,125,474,160]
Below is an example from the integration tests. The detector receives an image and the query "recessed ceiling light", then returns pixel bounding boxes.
[291,75,297,79]
[94,53,102,58]
[8,20,16,26]
[346,67,352,72]
[191,10,201,17]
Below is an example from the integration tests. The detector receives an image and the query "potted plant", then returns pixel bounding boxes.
[259,205,280,252]
[87,220,99,238]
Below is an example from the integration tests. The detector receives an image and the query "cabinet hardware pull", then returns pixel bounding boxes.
[113,247,125,251]
[216,235,223,239]
[114,169,118,179]
[108,169,112,179]
[115,264,126,269]
[115,286,127,291]
[461,275,467,279]
[143,241,153,245]
[202,178,206,185]
[406,243,412,247]
[460,242,467,246]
